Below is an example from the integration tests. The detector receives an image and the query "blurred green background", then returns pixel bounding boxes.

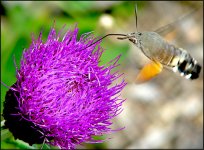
[1,1,203,149]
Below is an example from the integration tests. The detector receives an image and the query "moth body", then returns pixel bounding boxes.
[122,31,201,80]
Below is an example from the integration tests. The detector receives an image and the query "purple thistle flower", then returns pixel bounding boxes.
[3,24,126,149]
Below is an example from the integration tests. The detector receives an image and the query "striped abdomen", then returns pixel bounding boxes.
[156,43,201,80]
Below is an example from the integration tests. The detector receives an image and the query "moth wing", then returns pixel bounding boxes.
[154,7,199,36]
[135,61,163,84]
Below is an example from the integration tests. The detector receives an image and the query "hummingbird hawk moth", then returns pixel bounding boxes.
[87,2,201,83]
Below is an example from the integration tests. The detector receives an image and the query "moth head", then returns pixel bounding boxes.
[117,32,141,47]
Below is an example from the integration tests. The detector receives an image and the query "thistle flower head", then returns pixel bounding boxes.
[3,24,126,149]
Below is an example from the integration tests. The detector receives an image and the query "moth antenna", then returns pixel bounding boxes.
[83,33,127,50]
[135,2,138,32]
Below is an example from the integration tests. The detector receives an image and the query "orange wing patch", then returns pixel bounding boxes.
[135,61,163,84]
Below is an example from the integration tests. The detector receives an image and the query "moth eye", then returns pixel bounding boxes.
[129,38,137,44]
[138,32,142,36]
